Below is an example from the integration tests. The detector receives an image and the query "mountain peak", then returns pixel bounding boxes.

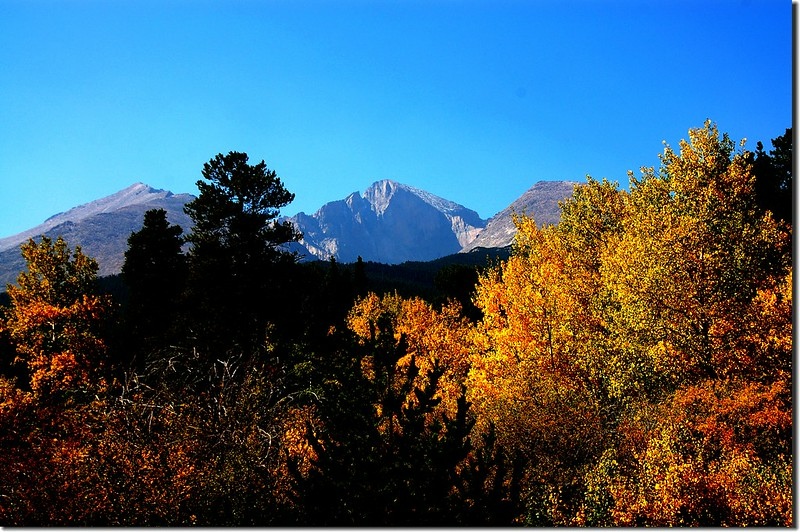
[41,183,174,225]
[288,180,486,263]
[362,179,470,218]
[126,181,152,192]
[114,182,173,201]
[0,182,196,286]
[124,182,165,196]
[0,183,194,286]
[366,178,401,190]
[363,179,404,215]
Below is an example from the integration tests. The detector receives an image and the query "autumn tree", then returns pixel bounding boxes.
[601,122,790,391]
[468,217,609,524]
[0,236,113,524]
[346,293,474,419]
[2,236,109,397]
[607,376,792,526]
[466,122,792,525]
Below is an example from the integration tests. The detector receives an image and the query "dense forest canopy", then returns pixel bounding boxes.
[0,123,792,526]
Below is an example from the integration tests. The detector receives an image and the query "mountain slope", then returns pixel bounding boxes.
[461,180,578,252]
[0,183,194,287]
[287,180,486,264]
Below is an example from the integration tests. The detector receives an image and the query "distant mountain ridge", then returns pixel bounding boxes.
[0,178,578,287]
[461,180,578,252]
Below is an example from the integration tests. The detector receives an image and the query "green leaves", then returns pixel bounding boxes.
[185,151,299,251]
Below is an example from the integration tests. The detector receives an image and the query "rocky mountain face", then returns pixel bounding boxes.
[286,180,486,264]
[461,180,578,252]
[0,183,194,287]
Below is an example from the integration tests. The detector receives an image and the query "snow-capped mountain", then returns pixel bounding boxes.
[286,180,486,264]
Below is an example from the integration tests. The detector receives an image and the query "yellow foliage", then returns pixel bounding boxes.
[609,378,791,526]
[466,122,792,525]
[347,292,473,420]
[2,237,109,397]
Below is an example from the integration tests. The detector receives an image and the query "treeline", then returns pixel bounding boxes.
[0,122,792,526]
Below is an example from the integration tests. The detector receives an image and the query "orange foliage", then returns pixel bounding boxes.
[2,237,109,398]
[0,124,790,526]
[609,378,791,526]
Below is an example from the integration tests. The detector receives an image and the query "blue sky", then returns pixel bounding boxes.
[0,0,792,238]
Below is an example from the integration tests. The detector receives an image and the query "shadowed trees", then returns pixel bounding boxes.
[286,295,521,526]
[752,127,792,226]
[183,151,301,355]
[120,208,186,363]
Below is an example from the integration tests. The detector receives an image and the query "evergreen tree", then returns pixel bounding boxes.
[183,151,301,355]
[289,295,521,526]
[753,127,792,225]
[121,208,186,361]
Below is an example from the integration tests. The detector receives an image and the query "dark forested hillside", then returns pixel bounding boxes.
[0,125,792,526]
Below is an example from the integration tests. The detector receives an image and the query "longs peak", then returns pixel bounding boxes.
[287,180,486,264]
[361,179,472,218]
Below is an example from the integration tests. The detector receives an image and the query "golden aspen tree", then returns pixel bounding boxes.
[601,122,790,391]
[3,236,109,398]
[467,216,607,524]
[596,124,791,526]
[466,122,791,525]
[0,236,112,524]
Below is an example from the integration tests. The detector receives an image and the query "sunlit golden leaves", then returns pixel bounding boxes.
[347,292,472,420]
[599,121,791,393]
[467,215,609,522]
[0,123,790,525]
[278,405,320,481]
[0,236,117,523]
[8,236,99,308]
[466,122,792,525]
